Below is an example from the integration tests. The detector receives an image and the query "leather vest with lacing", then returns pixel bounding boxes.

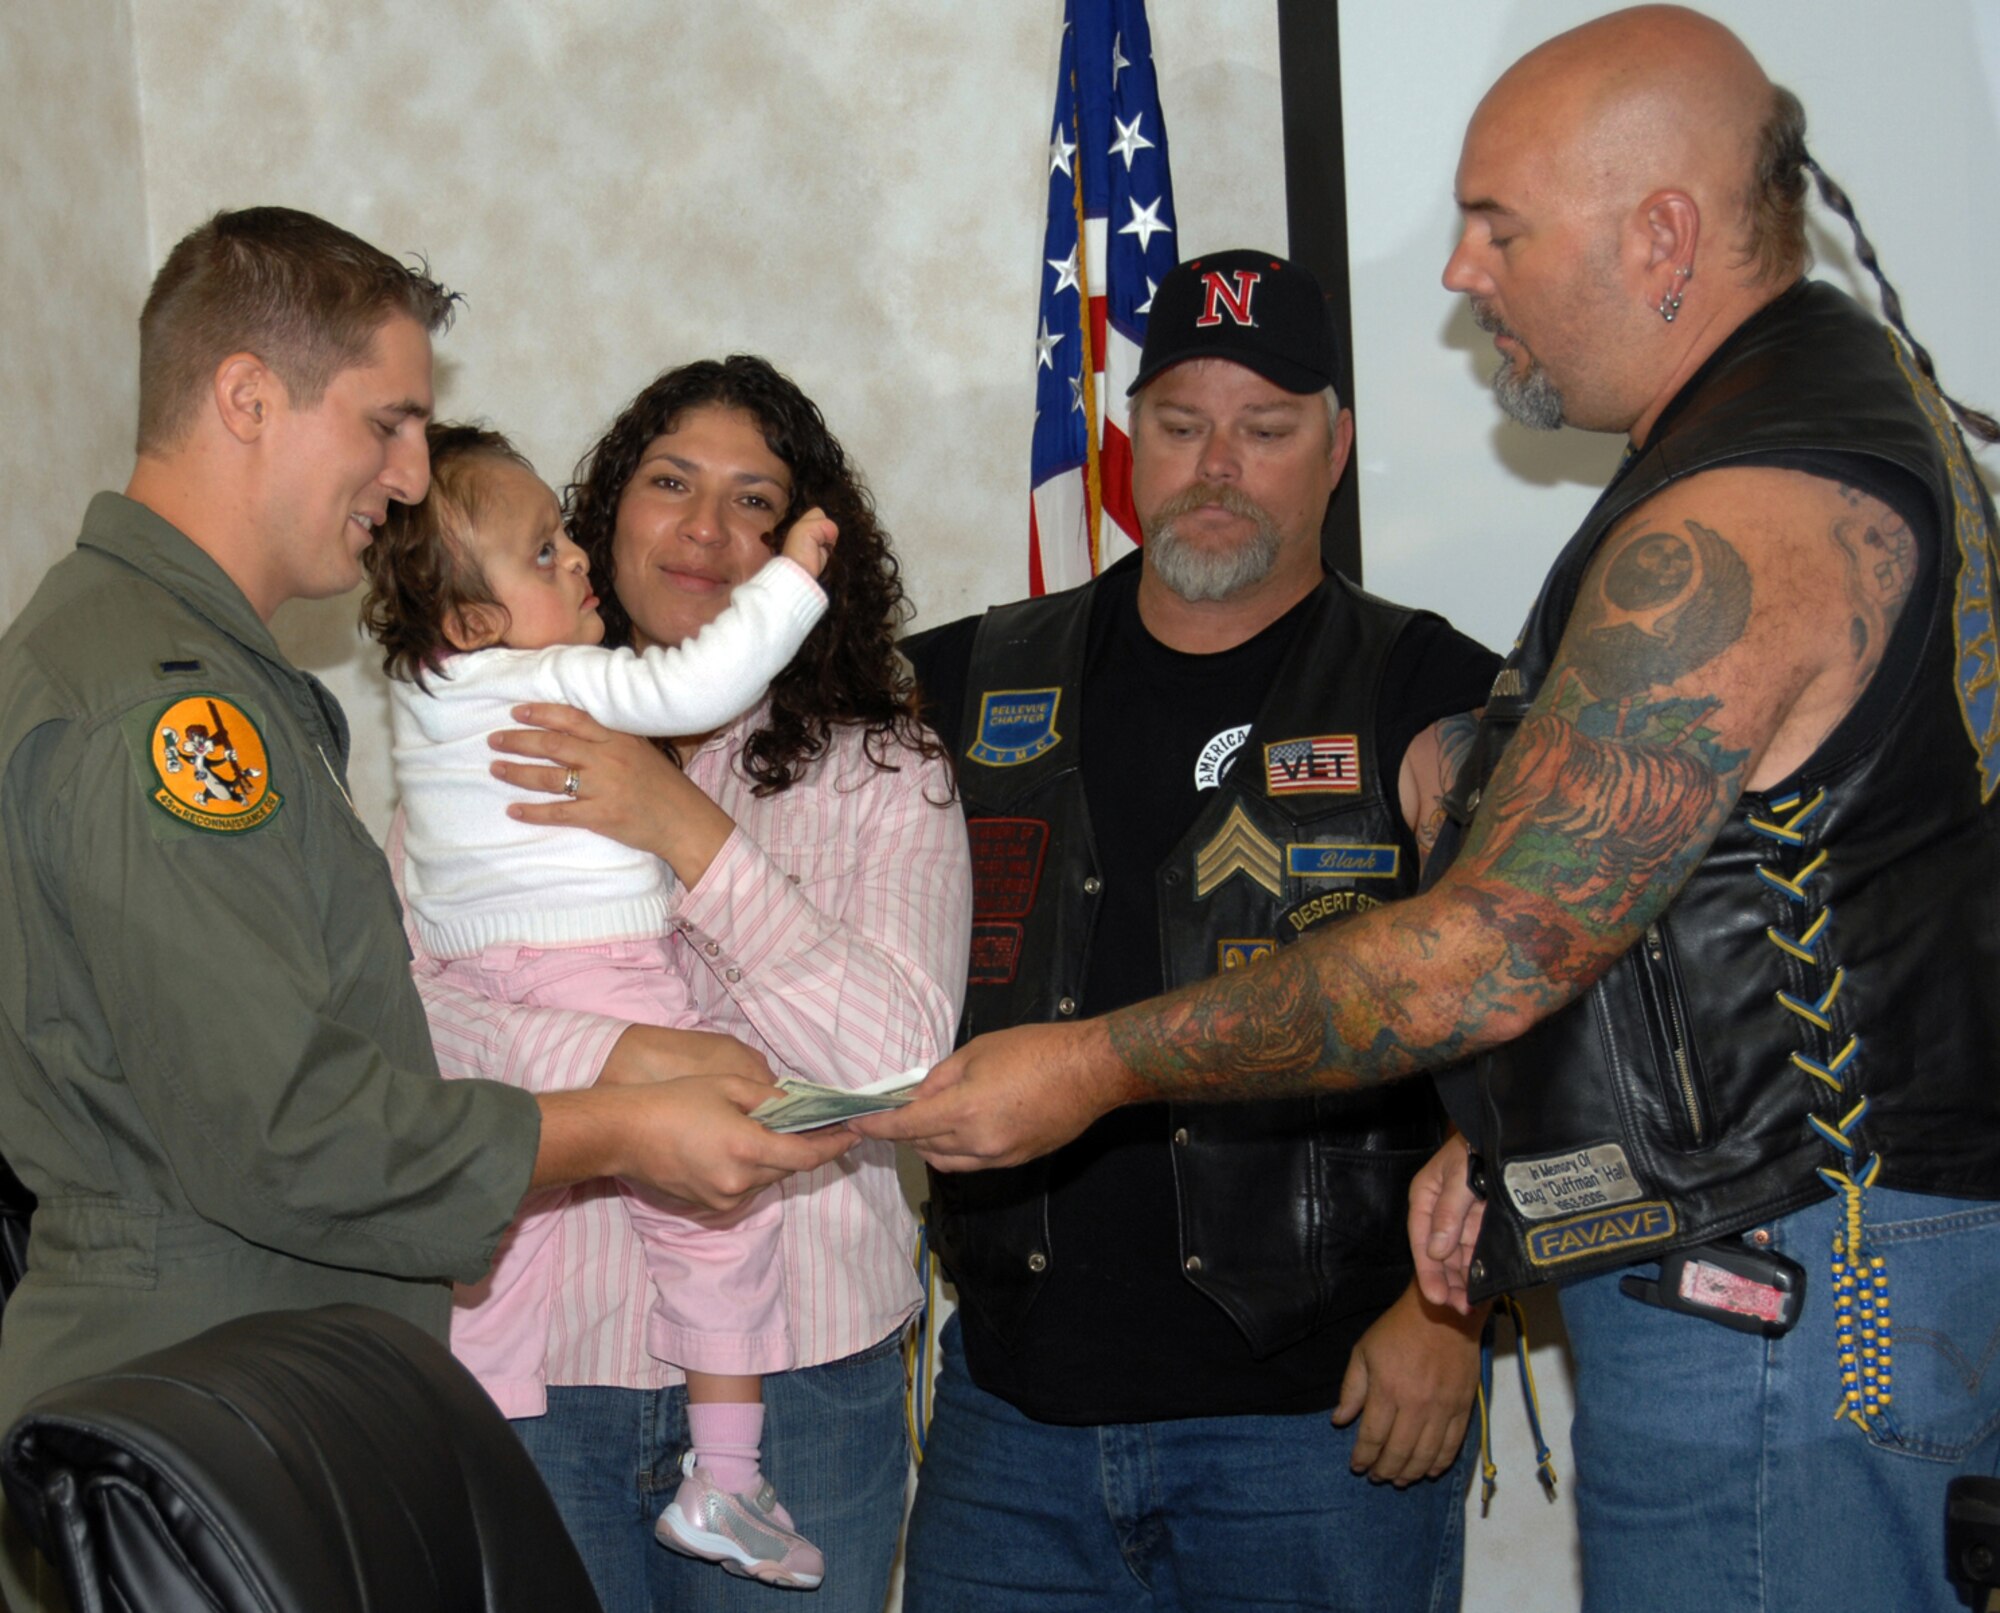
[1430,282,2000,1300]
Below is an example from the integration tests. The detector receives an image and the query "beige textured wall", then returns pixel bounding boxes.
[127,0,1286,835]
[0,0,149,625]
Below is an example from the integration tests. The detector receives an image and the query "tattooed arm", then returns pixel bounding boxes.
[858,468,1918,1170]
[1400,709,1482,870]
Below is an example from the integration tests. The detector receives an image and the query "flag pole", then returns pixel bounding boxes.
[1068,62,1104,578]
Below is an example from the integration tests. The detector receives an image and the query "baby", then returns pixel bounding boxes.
[362,422,830,1589]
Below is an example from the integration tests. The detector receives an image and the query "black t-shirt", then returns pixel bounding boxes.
[907,564,1500,1422]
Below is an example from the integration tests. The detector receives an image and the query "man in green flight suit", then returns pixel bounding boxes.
[0,207,853,1611]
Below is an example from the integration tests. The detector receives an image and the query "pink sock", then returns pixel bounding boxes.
[687,1400,765,1496]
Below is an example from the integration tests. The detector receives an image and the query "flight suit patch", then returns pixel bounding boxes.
[131,694,283,834]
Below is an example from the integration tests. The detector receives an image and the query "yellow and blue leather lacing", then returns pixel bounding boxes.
[1752,788,1893,1434]
[1473,1294,1559,1514]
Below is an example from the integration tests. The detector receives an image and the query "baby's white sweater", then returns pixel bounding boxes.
[394,557,825,959]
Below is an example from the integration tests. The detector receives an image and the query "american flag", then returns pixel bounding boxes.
[1264,735,1362,796]
[1028,0,1180,595]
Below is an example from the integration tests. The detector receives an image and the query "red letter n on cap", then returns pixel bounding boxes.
[1196,270,1261,328]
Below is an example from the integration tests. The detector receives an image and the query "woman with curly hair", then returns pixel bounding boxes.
[405,355,971,1613]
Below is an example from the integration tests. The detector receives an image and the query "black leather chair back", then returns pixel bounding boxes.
[0,1304,602,1613]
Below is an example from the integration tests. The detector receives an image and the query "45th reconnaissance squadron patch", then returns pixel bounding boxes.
[147,694,282,832]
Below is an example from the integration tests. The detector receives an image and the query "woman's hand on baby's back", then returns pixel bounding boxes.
[600,1025,772,1088]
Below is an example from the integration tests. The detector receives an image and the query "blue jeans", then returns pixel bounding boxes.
[902,1313,1469,1612]
[512,1331,908,1613]
[1560,1186,2000,1613]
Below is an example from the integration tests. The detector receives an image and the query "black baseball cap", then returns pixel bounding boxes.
[1126,249,1340,397]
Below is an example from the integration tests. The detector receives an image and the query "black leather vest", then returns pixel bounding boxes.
[931,569,1447,1354]
[1435,282,2000,1300]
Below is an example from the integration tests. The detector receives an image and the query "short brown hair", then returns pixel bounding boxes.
[360,423,528,686]
[137,206,460,453]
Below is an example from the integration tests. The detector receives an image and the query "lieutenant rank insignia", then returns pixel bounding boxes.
[1264,734,1360,795]
[967,689,1062,766]
[144,694,282,833]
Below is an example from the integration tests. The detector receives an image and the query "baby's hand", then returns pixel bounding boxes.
[780,507,839,580]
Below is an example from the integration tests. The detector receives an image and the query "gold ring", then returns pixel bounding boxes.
[562,765,581,800]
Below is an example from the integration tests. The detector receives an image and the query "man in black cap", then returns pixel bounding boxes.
[898,250,1498,1611]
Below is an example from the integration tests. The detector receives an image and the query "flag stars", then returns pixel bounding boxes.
[1108,113,1154,171]
[1118,195,1172,253]
[1069,373,1087,413]
[1137,276,1159,316]
[1048,244,1080,296]
[1035,316,1065,372]
[1048,123,1076,179]
[1111,32,1131,87]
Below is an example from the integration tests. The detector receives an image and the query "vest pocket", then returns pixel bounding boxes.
[1634,921,1711,1149]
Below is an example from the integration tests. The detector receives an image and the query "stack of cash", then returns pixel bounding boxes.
[750,1069,926,1133]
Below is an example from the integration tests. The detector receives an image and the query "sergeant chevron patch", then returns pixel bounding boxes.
[1194,804,1283,898]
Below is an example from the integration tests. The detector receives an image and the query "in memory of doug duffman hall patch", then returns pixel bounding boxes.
[146,694,282,832]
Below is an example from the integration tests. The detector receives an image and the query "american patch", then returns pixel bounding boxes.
[1287,842,1399,879]
[1193,803,1282,898]
[1193,723,1251,791]
[1524,1201,1676,1268]
[968,817,1050,920]
[1264,734,1360,795]
[967,689,1062,766]
[146,694,282,833]
[968,922,1026,986]
[1502,1142,1643,1222]
[1217,938,1274,971]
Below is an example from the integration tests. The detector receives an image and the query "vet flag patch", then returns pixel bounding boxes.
[1264,734,1360,795]
[968,689,1063,766]
[146,694,282,832]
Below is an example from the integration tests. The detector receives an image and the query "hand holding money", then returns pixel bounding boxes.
[750,1067,927,1132]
